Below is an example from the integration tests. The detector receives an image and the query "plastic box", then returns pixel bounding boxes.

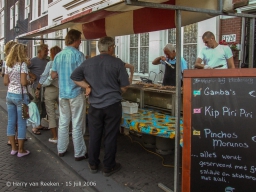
[122,101,138,114]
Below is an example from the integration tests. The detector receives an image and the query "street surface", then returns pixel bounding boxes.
[0,80,94,192]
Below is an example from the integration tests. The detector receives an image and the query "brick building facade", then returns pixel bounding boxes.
[220,17,242,68]
[4,0,51,57]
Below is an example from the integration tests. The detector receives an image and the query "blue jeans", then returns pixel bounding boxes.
[6,92,29,139]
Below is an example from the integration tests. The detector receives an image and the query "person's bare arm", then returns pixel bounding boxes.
[51,71,58,79]
[121,86,128,93]
[20,73,29,86]
[152,56,166,65]
[125,63,134,84]
[72,80,91,96]
[35,83,42,98]
[3,74,9,86]
[194,58,205,69]
[28,71,36,82]
[227,57,235,69]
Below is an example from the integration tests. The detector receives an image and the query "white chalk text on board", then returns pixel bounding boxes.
[202,129,249,148]
[203,106,253,118]
[193,78,254,85]
[190,77,256,191]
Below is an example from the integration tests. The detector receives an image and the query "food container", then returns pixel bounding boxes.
[121,101,138,114]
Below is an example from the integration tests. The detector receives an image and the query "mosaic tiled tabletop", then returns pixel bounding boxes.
[121,108,183,146]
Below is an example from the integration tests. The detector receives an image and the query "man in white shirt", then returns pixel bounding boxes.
[195,31,235,69]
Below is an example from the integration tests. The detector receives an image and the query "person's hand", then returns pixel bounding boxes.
[30,78,35,84]
[85,87,91,96]
[160,56,166,61]
[204,65,212,69]
[129,77,133,84]
[35,89,40,98]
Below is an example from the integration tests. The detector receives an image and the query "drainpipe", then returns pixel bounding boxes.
[4,0,7,44]
[248,18,255,68]
[240,16,245,68]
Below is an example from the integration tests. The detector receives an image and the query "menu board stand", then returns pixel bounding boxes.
[182,69,256,192]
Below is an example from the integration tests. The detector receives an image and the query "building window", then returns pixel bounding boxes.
[0,11,4,38]
[90,41,97,57]
[24,0,30,19]
[10,6,14,29]
[55,30,63,49]
[0,0,4,8]
[168,28,176,45]
[168,23,197,69]
[33,38,40,57]
[33,35,48,57]
[129,33,149,73]
[183,23,197,69]
[32,0,38,19]
[15,2,19,26]
[41,0,48,15]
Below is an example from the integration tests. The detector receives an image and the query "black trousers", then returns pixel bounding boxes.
[88,101,122,169]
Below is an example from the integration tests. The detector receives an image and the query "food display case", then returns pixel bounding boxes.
[122,83,183,116]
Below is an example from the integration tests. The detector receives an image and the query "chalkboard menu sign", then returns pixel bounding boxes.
[182,69,256,192]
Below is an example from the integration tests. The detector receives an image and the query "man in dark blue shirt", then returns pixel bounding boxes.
[71,36,129,176]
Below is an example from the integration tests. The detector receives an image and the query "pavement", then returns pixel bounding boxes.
[0,78,178,192]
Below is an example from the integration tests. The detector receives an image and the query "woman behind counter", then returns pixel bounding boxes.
[4,44,32,157]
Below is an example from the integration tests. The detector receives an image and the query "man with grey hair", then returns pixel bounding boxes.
[71,36,129,176]
[28,43,49,134]
[152,43,187,86]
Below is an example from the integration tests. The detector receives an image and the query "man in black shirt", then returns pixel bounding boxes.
[71,36,129,176]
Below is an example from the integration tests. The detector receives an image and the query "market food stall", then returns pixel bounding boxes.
[122,83,183,115]
[17,0,256,191]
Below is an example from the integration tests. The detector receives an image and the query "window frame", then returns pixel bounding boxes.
[41,0,48,15]
[10,6,14,29]
[32,0,38,20]
[33,35,48,57]
[14,2,19,26]
[129,33,149,75]
[54,30,63,49]
[24,0,30,19]
[167,23,198,69]
[0,0,4,8]
[0,11,4,38]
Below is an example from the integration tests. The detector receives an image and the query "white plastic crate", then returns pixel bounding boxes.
[121,101,138,114]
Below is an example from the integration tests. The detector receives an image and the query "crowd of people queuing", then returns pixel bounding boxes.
[2,29,131,176]
[2,29,234,176]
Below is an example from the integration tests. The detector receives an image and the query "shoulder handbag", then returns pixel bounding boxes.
[20,64,30,119]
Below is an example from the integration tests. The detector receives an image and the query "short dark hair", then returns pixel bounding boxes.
[37,44,48,53]
[65,29,82,46]
[202,31,215,39]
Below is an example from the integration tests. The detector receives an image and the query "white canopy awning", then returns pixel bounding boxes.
[19,0,234,40]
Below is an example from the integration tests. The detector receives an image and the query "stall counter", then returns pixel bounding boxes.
[121,108,183,146]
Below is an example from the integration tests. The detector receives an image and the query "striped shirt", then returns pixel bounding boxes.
[52,46,85,99]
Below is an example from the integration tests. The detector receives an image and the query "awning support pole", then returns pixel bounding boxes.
[218,0,223,12]
[174,9,181,192]
[249,18,255,68]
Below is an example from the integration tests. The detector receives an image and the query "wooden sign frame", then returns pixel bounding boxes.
[182,68,256,192]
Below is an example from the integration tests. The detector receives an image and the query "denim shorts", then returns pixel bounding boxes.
[6,92,29,139]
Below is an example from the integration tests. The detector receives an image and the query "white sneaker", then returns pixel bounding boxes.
[49,138,58,144]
